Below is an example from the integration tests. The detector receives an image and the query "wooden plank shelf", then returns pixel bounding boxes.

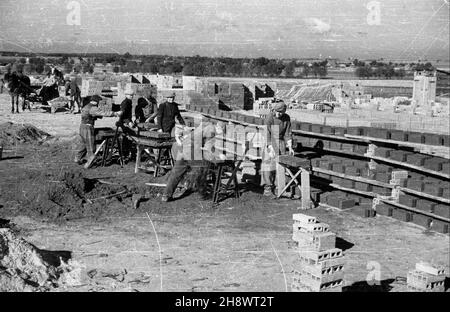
[301,145,449,180]
[313,167,450,204]
[368,155,450,180]
[293,130,367,143]
[312,167,394,189]
[399,187,450,205]
[311,176,450,223]
[345,134,450,159]
[379,199,450,223]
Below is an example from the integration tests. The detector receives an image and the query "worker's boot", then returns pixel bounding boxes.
[263,186,274,196]
[74,158,85,165]
[132,194,143,209]
[84,155,96,169]
[161,194,171,202]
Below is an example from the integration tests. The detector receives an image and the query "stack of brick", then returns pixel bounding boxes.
[80,79,105,97]
[407,262,446,292]
[113,82,157,104]
[291,213,344,292]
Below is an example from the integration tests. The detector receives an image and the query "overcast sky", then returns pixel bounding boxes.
[0,0,449,60]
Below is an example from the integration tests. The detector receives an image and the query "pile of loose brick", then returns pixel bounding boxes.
[186,106,450,234]
[291,213,345,292]
[407,262,446,292]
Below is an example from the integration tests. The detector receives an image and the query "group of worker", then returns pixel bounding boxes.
[74,88,186,165]
[74,86,293,203]
[2,67,32,113]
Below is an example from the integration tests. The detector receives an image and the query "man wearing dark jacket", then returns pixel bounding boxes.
[116,87,136,160]
[157,93,185,135]
[117,88,134,127]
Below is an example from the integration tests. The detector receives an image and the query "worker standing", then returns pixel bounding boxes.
[74,95,119,168]
[261,101,294,196]
[66,76,81,114]
[157,93,185,135]
[116,86,136,160]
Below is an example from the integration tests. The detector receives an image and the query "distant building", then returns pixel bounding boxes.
[412,71,436,115]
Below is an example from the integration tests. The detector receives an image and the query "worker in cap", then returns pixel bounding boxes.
[161,120,226,202]
[261,100,294,196]
[75,95,120,168]
[157,91,185,135]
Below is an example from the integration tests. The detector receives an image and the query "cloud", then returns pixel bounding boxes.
[303,18,331,34]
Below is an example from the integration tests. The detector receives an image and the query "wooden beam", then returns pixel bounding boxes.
[135,145,143,174]
[145,183,167,187]
[292,129,367,143]
[276,156,286,198]
[300,170,311,210]
[312,179,378,198]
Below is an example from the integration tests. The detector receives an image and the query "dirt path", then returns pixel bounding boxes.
[0,93,449,292]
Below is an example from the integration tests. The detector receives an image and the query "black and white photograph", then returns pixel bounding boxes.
[0,0,449,302]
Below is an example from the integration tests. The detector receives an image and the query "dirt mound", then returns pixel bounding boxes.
[0,122,51,147]
[0,228,59,291]
[14,169,132,222]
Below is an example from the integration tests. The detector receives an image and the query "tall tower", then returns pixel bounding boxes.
[412,71,436,115]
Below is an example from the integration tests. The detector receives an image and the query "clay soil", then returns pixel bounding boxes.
[0,93,449,292]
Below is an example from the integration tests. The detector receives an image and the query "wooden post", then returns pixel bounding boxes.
[276,156,286,197]
[135,145,142,174]
[300,169,310,210]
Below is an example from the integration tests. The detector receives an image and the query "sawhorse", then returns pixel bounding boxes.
[276,155,312,210]
[85,127,123,169]
[132,136,174,177]
[210,159,242,205]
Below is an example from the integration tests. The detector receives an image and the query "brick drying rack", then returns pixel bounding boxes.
[185,104,450,235]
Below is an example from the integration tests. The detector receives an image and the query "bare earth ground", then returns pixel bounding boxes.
[0,93,449,292]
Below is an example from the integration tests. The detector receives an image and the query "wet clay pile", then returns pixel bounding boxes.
[13,169,133,222]
[0,228,63,291]
[0,122,51,147]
